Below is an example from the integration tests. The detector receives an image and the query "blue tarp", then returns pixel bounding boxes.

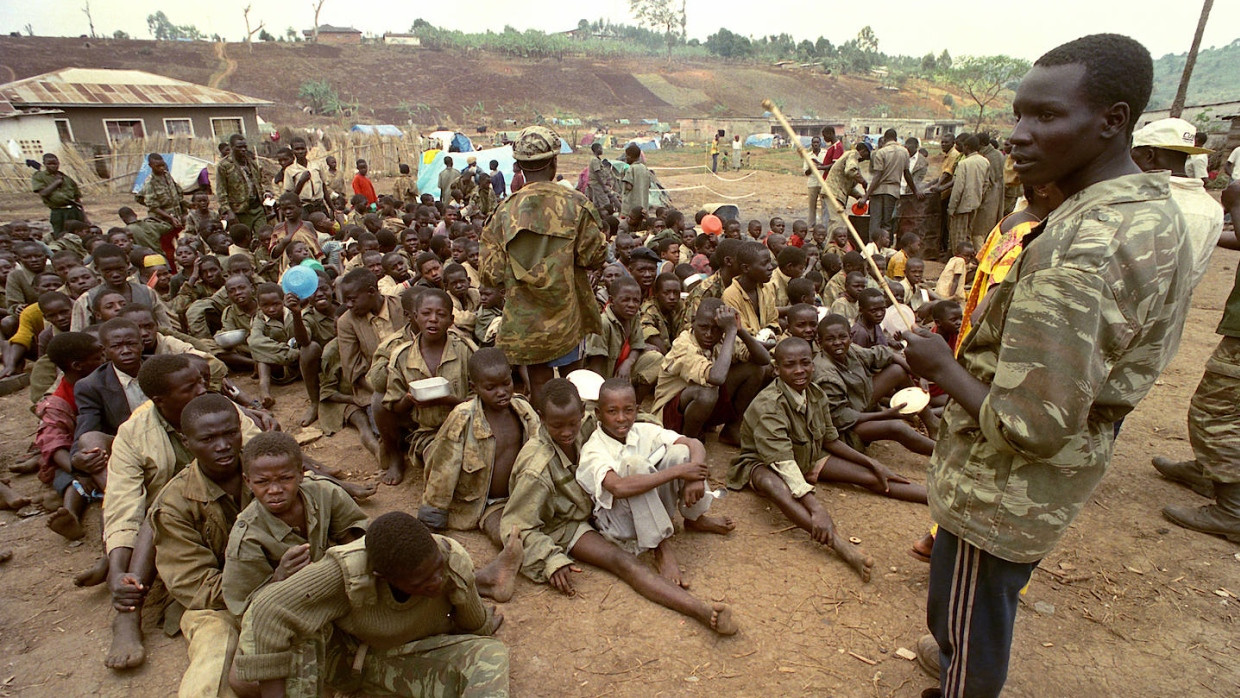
[560,139,573,154]
[625,137,660,152]
[745,133,774,148]
[351,124,404,136]
[131,152,212,194]
[418,145,515,200]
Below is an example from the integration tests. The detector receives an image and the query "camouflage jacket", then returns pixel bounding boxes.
[930,172,1193,563]
[480,181,607,365]
[677,271,725,329]
[136,171,187,218]
[216,156,265,214]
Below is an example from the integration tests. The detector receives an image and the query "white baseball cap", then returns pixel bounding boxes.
[1132,118,1212,154]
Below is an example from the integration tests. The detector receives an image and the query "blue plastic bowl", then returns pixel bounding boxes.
[281,265,318,300]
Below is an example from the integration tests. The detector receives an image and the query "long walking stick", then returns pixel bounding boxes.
[761,99,915,331]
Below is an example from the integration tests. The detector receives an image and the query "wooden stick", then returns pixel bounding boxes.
[761,99,915,331]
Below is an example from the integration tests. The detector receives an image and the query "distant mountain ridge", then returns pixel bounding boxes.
[1149,38,1240,110]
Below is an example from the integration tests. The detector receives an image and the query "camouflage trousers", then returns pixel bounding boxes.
[285,628,509,698]
[1188,337,1240,483]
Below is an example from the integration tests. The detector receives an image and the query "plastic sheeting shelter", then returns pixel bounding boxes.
[625,137,660,152]
[745,133,774,148]
[418,144,515,200]
[131,152,212,194]
[428,130,474,152]
[351,124,405,137]
[559,138,573,154]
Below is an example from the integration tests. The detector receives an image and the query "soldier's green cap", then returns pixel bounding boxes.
[513,126,561,163]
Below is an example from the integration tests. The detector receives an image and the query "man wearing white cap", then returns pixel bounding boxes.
[1130,117,1223,289]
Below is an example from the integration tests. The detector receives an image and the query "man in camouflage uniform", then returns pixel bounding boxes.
[1154,180,1240,541]
[135,153,187,261]
[900,35,1194,698]
[235,511,508,698]
[216,134,267,233]
[31,152,86,234]
[585,143,621,215]
[480,126,607,402]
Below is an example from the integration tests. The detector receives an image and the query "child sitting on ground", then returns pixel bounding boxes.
[414,252,443,289]
[420,348,532,601]
[786,277,819,308]
[771,246,808,309]
[727,338,925,582]
[782,302,821,345]
[829,271,867,323]
[577,379,734,590]
[377,251,414,297]
[885,232,923,280]
[850,288,890,349]
[652,298,770,443]
[814,313,936,455]
[474,285,504,347]
[383,289,474,485]
[218,273,259,370]
[502,377,739,634]
[443,262,480,337]
[222,432,369,616]
[248,283,324,426]
[825,226,853,259]
[900,257,939,316]
[639,272,683,355]
[862,228,892,269]
[586,277,663,406]
[824,251,864,305]
[933,241,976,303]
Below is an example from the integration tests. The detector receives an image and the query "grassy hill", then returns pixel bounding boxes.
[1150,38,1240,109]
[0,36,956,129]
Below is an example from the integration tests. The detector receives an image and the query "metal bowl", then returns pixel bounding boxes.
[214,329,249,350]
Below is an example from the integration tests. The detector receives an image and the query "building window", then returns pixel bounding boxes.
[163,118,195,138]
[210,117,245,140]
[18,139,43,158]
[104,118,146,146]
[55,119,74,142]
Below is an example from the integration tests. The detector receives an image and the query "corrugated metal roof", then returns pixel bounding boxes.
[0,68,272,108]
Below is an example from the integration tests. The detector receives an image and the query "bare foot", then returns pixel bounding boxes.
[685,514,735,535]
[380,462,406,486]
[299,405,319,428]
[47,507,86,541]
[477,527,524,603]
[710,603,738,635]
[74,557,110,587]
[654,541,688,589]
[830,537,875,583]
[260,394,276,409]
[105,613,146,670]
[316,462,347,478]
[341,481,377,501]
[0,480,31,510]
[9,454,40,474]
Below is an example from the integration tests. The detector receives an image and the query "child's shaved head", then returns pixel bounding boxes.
[540,378,583,415]
[468,347,511,383]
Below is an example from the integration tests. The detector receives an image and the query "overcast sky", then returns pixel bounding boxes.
[2,0,1236,62]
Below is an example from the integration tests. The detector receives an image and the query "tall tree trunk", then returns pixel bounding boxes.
[1171,0,1213,118]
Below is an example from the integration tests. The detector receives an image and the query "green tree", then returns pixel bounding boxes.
[629,0,685,61]
[146,11,201,40]
[113,30,130,40]
[948,55,1030,130]
[704,28,751,59]
[942,93,954,107]
[286,27,298,41]
[937,49,952,70]
[299,80,341,114]
[921,52,937,73]
[854,25,879,53]
[259,28,275,42]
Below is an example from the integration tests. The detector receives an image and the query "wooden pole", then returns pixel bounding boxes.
[761,98,915,330]
[1170,0,1213,119]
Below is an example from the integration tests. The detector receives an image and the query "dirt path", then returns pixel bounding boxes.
[207,41,236,90]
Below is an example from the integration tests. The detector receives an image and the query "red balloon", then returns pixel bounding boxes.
[701,214,722,235]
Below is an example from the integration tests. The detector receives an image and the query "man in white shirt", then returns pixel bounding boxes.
[1130,118,1224,290]
[1184,132,1210,181]
[1227,146,1240,180]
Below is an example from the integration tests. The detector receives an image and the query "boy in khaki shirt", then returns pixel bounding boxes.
[584,277,662,406]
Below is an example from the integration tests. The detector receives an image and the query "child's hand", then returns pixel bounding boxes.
[715,305,739,332]
[897,326,956,383]
[73,446,110,474]
[109,573,147,612]
[549,565,581,596]
[810,509,835,546]
[675,461,709,482]
[273,543,311,581]
[682,478,705,507]
[866,460,909,493]
[283,292,302,311]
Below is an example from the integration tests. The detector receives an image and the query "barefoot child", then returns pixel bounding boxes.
[420,348,532,601]
[316,337,379,456]
[501,378,739,635]
[38,332,105,541]
[577,379,734,589]
[727,338,918,582]
[222,432,368,616]
[652,298,770,443]
[383,289,474,485]
[815,313,936,455]
[585,277,663,405]
[247,283,323,424]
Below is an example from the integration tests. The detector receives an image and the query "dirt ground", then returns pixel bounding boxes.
[1,149,1238,697]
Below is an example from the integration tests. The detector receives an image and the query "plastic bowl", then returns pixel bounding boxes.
[282,265,319,300]
[566,369,605,402]
[214,329,249,350]
[851,201,870,216]
[891,386,930,415]
[409,377,451,401]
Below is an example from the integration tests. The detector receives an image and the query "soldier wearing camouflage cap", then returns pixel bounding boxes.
[481,126,607,402]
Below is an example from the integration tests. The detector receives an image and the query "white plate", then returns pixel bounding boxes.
[891,386,930,415]
[566,369,605,402]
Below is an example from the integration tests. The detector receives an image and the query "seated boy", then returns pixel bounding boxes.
[218,273,259,370]
[377,251,414,297]
[234,512,508,697]
[383,289,474,485]
[420,348,532,601]
[652,298,770,443]
[248,283,323,426]
[782,302,821,344]
[501,378,738,635]
[899,257,939,315]
[317,337,379,455]
[222,432,368,617]
[414,251,443,289]
[814,314,936,455]
[885,232,922,280]
[586,277,663,405]
[640,272,683,354]
[474,285,504,347]
[771,246,808,309]
[786,277,818,308]
[577,379,734,588]
[850,288,890,349]
[829,271,867,323]
[933,241,976,303]
[721,241,779,338]
[728,338,925,582]
[443,262,480,336]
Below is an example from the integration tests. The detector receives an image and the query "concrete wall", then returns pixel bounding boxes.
[54,106,260,149]
[0,113,62,160]
[678,117,770,143]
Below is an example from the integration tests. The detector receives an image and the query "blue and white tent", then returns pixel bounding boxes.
[625,137,660,152]
[744,133,774,148]
[417,144,515,200]
[131,152,212,194]
[428,130,475,153]
[351,124,405,137]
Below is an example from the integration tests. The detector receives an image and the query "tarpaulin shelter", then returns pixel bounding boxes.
[418,144,514,200]
[427,130,474,152]
[131,152,212,194]
[579,133,596,147]
[351,124,404,136]
[560,138,573,154]
[744,133,775,148]
[625,137,660,152]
